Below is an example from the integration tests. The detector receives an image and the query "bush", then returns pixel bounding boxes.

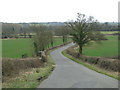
[66,45,78,58]
[2,41,71,82]
[66,45,119,72]
[22,53,28,58]
[2,58,43,82]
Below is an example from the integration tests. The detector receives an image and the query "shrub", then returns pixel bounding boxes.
[2,58,43,82]
[22,53,28,58]
[2,41,71,82]
[66,45,119,72]
[66,45,78,58]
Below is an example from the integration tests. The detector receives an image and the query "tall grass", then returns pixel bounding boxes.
[2,58,44,82]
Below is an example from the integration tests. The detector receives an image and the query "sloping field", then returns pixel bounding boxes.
[82,36,118,57]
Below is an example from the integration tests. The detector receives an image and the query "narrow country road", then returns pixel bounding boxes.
[38,43,118,88]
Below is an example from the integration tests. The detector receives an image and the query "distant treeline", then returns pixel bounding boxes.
[2,22,71,39]
[1,22,118,38]
[98,22,118,31]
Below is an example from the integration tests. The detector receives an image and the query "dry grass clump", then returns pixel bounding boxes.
[2,57,46,82]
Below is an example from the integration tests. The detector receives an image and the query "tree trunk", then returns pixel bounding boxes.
[78,45,82,57]
[51,41,53,47]
[63,35,65,43]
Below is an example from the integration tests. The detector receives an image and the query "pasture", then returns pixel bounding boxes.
[2,38,33,58]
[101,31,118,34]
[2,35,118,58]
[82,36,118,57]
[2,37,71,58]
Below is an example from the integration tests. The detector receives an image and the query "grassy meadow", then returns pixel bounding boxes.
[2,34,118,58]
[101,31,118,34]
[82,35,118,57]
[2,38,33,58]
[2,37,71,58]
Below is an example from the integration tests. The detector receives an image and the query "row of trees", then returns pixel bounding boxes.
[2,23,71,39]
[99,22,118,31]
[2,23,71,56]
[2,23,33,38]
[32,13,106,56]
[53,25,72,43]
[2,13,111,56]
[30,25,53,56]
[2,21,118,39]
[31,25,71,56]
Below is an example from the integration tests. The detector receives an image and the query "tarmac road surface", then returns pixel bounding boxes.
[38,43,118,88]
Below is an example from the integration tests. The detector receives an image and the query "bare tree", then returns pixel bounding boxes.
[67,13,106,56]
[47,31,54,47]
[31,25,53,56]
[54,25,70,43]
[2,23,15,38]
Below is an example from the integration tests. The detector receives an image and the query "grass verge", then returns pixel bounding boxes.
[2,42,71,88]
[2,50,55,88]
[62,50,119,80]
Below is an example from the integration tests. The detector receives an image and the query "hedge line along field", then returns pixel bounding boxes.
[82,36,118,57]
[2,37,71,58]
[101,31,118,34]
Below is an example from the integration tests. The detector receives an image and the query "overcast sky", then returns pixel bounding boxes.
[0,0,119,23]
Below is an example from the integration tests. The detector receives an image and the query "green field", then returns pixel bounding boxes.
[82,36,118,57]
[2,37,71,58]
[2,38,33,58]
[101,31,118,34]
[3,35,118,58]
